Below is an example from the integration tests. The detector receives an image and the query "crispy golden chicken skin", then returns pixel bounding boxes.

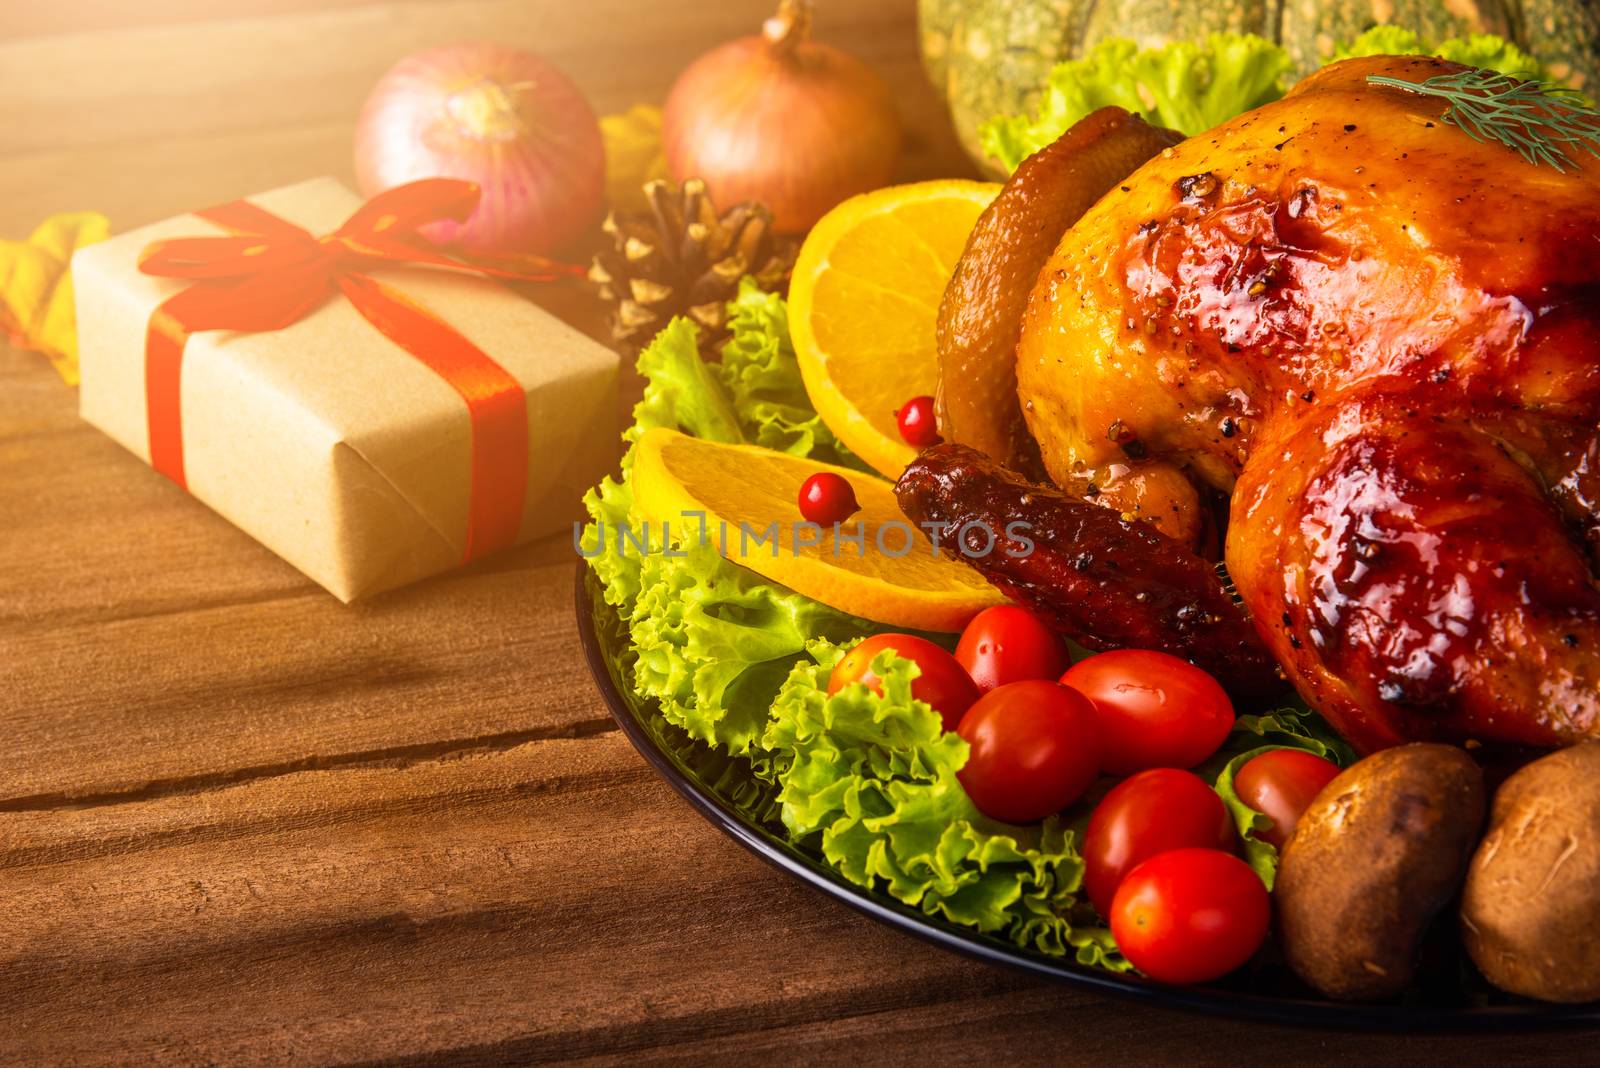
[1013,56,1600,752]
[937,107,1180,479]
[935,106,1204,546]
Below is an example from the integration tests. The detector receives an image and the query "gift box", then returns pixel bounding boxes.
[73,177,619,601]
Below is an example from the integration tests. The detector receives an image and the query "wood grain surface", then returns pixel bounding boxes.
[1,1,1596,1063]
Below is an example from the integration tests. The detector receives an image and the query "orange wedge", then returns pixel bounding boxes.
[789,180,1000,478]
[630,428,1006,632]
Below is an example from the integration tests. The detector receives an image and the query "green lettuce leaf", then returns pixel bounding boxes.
[625,316,745,458]
[980,34,1293,172]
[1203,707,1357,889]
[583,284,849,612]
[716,278,866,470]
[1434,35,1545,79]
[762,641,1125,967]
[1127,33,1296,142]
[580,472,640,609]
[980,29,1553,175]
[1331,27,1545,80]
[582,313,742,610]
[628,541,876,756]
[582,284,889,753]
[1329,24,1429,63]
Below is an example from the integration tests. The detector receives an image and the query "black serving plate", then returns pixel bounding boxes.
[575,562,1600,1033]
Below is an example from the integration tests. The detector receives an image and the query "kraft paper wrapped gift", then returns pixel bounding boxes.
[73,177,619,601]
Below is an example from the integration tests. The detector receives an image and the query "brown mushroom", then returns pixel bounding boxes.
[1275,743,1485,1000]
[1462,741,1600,1003]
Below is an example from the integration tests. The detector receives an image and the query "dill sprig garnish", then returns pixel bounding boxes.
[1367,69,1600,173]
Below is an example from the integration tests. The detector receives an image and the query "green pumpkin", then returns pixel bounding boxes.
[1277,0,1514,73]
[919,0,1086,177]
[920,0,1600,174]
[1521,0,1600,91]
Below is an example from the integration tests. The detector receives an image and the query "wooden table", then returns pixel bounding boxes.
[2,1,1595,1062]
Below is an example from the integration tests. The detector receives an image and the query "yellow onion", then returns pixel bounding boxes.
[662,0,901,234]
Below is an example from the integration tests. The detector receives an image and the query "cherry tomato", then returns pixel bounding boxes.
[797,472,859,526]
[955,605,1071,693]
[829,634,978,730]
[1060,650,1234,775]
[1234,749,1342,849]
[1082,768,1236,917]
[896,395,940,448]
[955,680,1100,823]
[1110,848,1270,985]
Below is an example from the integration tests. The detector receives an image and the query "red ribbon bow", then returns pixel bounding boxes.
[138,178,578,563]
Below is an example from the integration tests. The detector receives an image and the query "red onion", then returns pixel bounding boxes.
[354,43,605,255]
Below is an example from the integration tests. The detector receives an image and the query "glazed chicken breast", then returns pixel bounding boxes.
[900,56,1600,753]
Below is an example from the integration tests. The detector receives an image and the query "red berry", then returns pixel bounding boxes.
[798,472,860,526]
[897,395,940,448]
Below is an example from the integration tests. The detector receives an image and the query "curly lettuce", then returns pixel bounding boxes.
[581,470,642,609]
[1331,27,1546,80]
[980,34,1293,172]
[626,316,744,457]
[583,279,852,609]
[980,29,1555,174]
[629,541,874,755]
[716,280,864,469]
[764,641,1124,966]
[582,282,879,752]
[581,314,742,608]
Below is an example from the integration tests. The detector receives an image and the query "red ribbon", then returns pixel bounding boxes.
[138,178,578,562]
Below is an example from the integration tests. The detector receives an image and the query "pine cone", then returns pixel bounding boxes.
[589,177,794,353]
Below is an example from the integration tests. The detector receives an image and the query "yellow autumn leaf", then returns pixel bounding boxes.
[0,211,110,385]
[601,104,669,214]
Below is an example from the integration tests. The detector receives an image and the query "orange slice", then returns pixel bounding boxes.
[789,180,1000,478]
[630,427,1006,632]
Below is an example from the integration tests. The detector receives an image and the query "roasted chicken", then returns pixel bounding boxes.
[901,56,1600,754]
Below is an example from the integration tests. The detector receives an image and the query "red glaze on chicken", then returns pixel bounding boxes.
[998,56,1600,753]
